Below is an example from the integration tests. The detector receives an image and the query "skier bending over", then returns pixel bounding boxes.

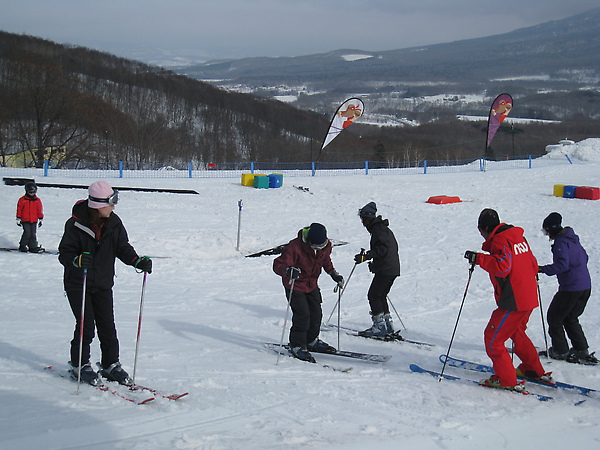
[58,181,153,386]
[539,212,597,365]
[464,208,552,391]
[273,223,344,362]
[354,202,400,337]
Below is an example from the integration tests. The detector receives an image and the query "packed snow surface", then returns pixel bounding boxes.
[1,140,599,449]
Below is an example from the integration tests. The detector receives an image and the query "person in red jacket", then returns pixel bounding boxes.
[273,223,344,362]
[465,209,552,391]
[16,182,44,252]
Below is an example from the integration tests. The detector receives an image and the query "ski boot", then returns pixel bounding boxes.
[540,346,570,361]
[567,348,599,365]
[29,241,45,253]
[359,313,387,337]
[69,361,102,386]
[515,366,555,385]
[308,338,336,354]
[98,361,134,386]
[18,244,28,252]
[383,313,394,335]
[479,375,526,392]
[289,346,316,363]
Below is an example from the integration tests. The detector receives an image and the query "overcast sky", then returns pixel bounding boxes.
[2,1,599,62]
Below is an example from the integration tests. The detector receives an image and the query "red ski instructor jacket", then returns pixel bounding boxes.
[476,223,539,312]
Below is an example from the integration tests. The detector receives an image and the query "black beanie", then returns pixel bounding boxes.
[478,208,500,229]
[307,223,327,246]
[542,212,562,234]
[359,202,377,218]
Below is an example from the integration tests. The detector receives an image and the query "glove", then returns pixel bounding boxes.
[330,270,344,290]
[464,251,478,265]
[73,252,93,268]
[134,256,153,274]
[286,266,301,280]
[354,249,371,264]
[16,218,22,227]
[38,219,43,228]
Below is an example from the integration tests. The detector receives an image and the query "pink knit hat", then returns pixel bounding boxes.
[88,180,117,209]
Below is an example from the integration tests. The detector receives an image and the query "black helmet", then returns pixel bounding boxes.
[25,182,37,195]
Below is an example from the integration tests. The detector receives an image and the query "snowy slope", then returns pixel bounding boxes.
[1,143,599,449]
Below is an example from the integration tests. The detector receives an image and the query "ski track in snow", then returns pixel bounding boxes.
[1,142,600,449]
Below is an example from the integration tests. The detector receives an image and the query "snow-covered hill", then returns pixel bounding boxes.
[1,141,599,449]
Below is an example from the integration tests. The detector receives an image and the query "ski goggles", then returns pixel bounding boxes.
[310,239,329,250]
[89,190,119,206]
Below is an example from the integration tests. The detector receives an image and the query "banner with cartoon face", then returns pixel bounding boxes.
[320,98,364,154]
[486,93,513,149]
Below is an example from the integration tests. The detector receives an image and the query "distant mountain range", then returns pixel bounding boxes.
[174,7,600,118]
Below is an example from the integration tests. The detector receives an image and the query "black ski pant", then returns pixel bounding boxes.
[286,287,323,348]
[66,288,120,368]
[547,289,591,354]
[19,222,38,249]
[367,274,397,316]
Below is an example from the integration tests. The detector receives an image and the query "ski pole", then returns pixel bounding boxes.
[537,279,549,357]
[236,199,243,251]
[386,296,407,331]
[439,262,475,381]
[336,288,342,349]
[276,278,296,365]
[76,268,88,393]
[132,272,148,384]
[325,258,360,324]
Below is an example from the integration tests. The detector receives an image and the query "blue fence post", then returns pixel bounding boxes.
[251,162,255,174]
[424,160,427,174]
[188,162,193,178]
[43,160,49,177]
[365,161,369,175]
[311,162,316,177]
[528,155,532,169]
[565,154,573,164]
[479,158,485,172]
[119,161,123,178]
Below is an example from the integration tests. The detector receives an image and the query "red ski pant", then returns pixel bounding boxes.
[484,308,545,386]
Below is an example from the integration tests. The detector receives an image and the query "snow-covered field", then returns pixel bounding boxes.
[1,141,599,449]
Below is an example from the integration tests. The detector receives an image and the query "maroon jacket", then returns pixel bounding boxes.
[17,194,44,223]
[273,230,335,293]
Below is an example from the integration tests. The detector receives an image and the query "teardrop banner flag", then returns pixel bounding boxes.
[486,93,512,149]
[318,97,364,159]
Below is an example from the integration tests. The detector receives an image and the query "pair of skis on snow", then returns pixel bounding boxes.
[411,355,597,403]
[322,323,434,347]
[264,343,390,372]
[45,364,188,405]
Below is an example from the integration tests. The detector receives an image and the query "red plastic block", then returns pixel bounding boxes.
[426,195,462,204]
[575,186,600,200]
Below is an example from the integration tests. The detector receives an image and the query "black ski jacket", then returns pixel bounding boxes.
[366,216,400,276]
[58,200,139,292]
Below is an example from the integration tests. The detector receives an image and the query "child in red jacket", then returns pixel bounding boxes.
[16,182,44,253]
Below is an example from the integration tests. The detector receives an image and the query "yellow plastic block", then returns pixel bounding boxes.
[241,173,255,186]
[553,184,565,197]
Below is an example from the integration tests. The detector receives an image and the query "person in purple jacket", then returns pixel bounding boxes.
[539,212,597,365]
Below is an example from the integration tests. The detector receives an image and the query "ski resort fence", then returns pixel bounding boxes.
[0,154,579,180]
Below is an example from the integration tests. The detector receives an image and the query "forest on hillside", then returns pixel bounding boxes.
[0,31,598,169]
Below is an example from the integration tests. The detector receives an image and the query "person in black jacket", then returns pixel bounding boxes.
[58,181,152,386]
[354,202,401,337]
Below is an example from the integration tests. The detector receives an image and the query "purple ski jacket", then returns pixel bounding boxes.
[539,227,591,292]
